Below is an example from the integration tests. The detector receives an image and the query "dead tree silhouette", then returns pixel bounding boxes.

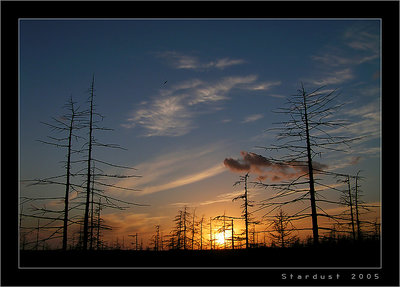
[20,96,86,250]
[80,75,146,250]
[21,77,147,251]
[232,173,260,248]
[255,84,360,245]
[269,209,298,248]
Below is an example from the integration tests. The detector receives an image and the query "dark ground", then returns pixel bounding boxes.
[20,240,380,268]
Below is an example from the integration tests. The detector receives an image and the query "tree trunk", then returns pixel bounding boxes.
[62,99,75,251]
[96,198,101,250]
[223,211,226,249]
[231,219,234,250]
[83,75,95,251]
[244,173,249,249]
[183,207,187,250]
[200,218,203,250]
[302,87,319,245]
[209,217,212,250]
[347,175,356,241]
[90,164,95,250]
[36,219,40,250]
[355,172,361,240]
[192,209,196,250]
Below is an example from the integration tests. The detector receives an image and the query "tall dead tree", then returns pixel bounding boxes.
[231,219,234,249]
[96,198,102,249]
[330,170,370,240]
[171,208,191,250]
[182,207,190,250]
[345,175,356,240]
[233,173,253,249]
[209,217,213,250]
[128,233,139,251]
[21,96,86,251]
[257,84,359,245]
[80,76,145,251]
[191,208,196,250]
[354,171,363,240]
[173,210,183,249]
[151,225,161,251]
[82,76,95,251]
[199,215,205,250]
[61,98,79,250]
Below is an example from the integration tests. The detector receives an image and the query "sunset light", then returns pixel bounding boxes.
[17,15,385,273]
[3,0,399,285]
[214,232,226,247]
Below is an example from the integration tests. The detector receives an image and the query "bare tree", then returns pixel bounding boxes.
[233,173,250,248]
[331,170,376,241]
[256,84,360,245]
[354,171,363,240]
[151,225,161,251]
[128,233,139,251]
[337,174,357,240]
[80,75,145,250]
[213,213,242,249]
[20,96,86,250]
[22,77,146,251]
[199,215,205,250]
[232,173,259,248]
[172,210,183,250]
[269,209,298,248]
[170,207,191,250]
[191,208,197,250]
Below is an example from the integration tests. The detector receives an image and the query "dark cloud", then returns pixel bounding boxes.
[241,151,272,166]
[224,151,328,182]
[223,158,250,173]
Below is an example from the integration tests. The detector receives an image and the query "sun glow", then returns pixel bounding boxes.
[215,232,226,246]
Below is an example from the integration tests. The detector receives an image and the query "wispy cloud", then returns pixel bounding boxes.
[169,189,260,207]
[155,51,199,69]
[101,212,167,236]
[246,81,281,91]
[188,75,258,106]
[334,99,380,140]
[311,68,354,86]
[126,95,193,137]
[344,24,380,54]
[213,58,247,69]
[311,50,378,68]
[155,51,246,70]
[221,119,232,124]
[123,75,259,137]
[137,163,226,195]
[200,189,258,206]
[197,190,245,206]
[111,142,230,197]
[309,23,379,87]
[242,114,264,123]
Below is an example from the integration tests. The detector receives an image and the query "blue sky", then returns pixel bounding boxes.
[20,19,381,248]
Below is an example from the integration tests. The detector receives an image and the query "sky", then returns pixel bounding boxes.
[19,19,381,249]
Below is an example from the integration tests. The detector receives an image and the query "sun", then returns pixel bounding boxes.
[215,232,225,246]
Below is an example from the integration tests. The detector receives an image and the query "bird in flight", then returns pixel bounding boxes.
[160,81,168,88]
